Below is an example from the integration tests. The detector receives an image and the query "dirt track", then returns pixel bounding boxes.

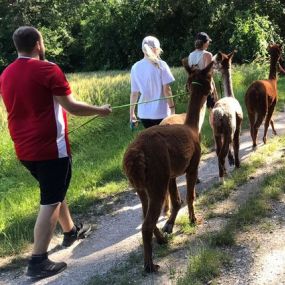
[1,112,285,285]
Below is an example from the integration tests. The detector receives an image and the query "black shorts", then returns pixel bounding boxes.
[20,157,72,205]
[140,118,163,128]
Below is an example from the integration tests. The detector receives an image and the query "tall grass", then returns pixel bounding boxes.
[0,63,284,257]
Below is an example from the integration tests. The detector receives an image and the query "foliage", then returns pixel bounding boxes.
[0,0,89,72]
[229,12,281,63]
[0,0,285,72]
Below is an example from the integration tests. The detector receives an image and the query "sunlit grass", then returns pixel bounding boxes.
[176,214,197,235]
[177,246,231,285]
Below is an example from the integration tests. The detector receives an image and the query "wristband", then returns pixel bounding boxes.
[169,105,175,108]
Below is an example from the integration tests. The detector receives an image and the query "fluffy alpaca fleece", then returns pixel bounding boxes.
[211,97,242,143]
[123,61,214,273]
[160,113,186,126]
[211,97,242,140]
[212,51,243,183]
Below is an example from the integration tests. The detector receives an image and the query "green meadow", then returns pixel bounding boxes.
[0,63,284,257]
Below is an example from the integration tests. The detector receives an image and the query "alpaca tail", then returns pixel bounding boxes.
[123,146,146,189]
[213,107,228,135]
[245,84,267,115]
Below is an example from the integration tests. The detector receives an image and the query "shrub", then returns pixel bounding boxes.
[230,12,281,63]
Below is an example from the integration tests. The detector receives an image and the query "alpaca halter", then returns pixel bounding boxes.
[191,81,203,86]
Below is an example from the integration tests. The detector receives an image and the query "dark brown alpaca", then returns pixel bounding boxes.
[123,61,214,273]
[212,51,243,183]
[245,43,283,148]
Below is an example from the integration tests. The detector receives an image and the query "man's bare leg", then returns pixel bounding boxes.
[32,203,61,255]
[58,199,74,232]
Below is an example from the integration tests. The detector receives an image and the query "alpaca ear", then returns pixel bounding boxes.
[228,50,237,59]
[216,51,223,62]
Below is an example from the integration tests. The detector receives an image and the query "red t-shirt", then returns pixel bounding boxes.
[0,58,72,161]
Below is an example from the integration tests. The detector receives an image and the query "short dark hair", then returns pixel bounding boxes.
[195,40,204,49]
[196,32,212,43]
[12,26,41,53]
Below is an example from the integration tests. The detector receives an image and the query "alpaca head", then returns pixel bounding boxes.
[214,50,236,72]
[267,43,283,63]
[182,58,214,99]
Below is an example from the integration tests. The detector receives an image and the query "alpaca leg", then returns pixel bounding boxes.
[270,119,277,135]
[263,103,276,144]
[136,189,158,272]
[137,189,148,218]
[247,112,256,147]
[142,195,166,273]
[218,135,230,182]
[215,135,225,180]
[227,147,235,166]
[215,135,222,157]
[162,192,170,216]
[185,159,200,224]
[253,113,266,147]
[153,227,167,245]
[137,189,167,245]
[162,178,183,234]
[233,116,242,168]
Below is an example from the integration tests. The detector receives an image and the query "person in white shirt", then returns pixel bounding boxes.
[188,32,218,132]
[130,36,175,128]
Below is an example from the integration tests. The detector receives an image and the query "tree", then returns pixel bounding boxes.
[0,0,284,72]
[229,12,281,63]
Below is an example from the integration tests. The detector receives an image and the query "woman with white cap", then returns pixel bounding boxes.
[130,36,175,128]
[188,32,218,132]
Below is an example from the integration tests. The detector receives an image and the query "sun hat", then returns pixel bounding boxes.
[196,32,212,43]
[142,36,160,49]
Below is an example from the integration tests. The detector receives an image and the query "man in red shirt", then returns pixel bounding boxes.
[0,26,112,279]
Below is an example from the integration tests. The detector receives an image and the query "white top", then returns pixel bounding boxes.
[188,50,212,69]
[131,58,175,119]
[188,49,213,133]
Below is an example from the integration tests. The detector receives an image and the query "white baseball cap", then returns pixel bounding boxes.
[142,36,160,49]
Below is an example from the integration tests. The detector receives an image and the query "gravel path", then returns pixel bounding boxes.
[216,194,285,285]
[1,112,285,285]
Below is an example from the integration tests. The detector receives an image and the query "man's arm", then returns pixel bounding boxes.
[54,94,112,117]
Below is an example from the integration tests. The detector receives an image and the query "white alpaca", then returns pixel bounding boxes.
[212,51,243,183]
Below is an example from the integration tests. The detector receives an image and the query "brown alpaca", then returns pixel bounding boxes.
[159,59,216,215]
[160,60,210,132]
[211,51,243,183]
[123,61,214,273]
[245,43,283,148]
